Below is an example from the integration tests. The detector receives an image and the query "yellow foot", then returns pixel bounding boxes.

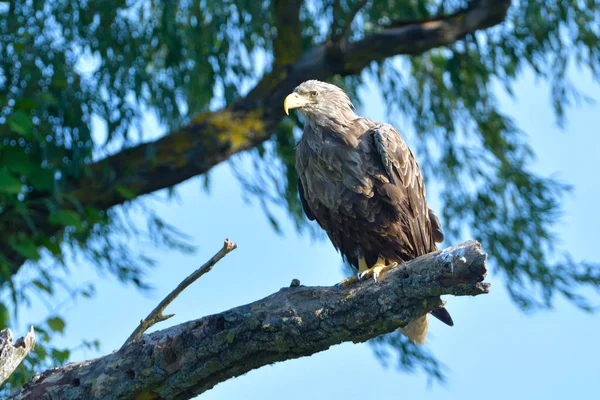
[357,257,397,282]
[336,274,359,289]
[358,263,386,281]
[335,257,399,290]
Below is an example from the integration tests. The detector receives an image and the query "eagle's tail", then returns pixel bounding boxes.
[431,306,454,326]
[400,307,453,345]
[399,315,429,345]
[356,257,454,344]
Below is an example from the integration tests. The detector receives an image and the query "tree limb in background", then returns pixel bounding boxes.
[331,0,370,43]
[273,0,304,65]
[0,0,512,282]
[122,239,237,347]
[0,327,35,386]
[9,241,489,400]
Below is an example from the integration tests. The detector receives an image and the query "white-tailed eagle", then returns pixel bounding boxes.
[285,80,453,344]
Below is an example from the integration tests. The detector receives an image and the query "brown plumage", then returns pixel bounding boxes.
[285,80,453,344]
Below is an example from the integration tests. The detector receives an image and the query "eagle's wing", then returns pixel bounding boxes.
[429,207,444,243]
[297,177,315,221]
[370,123,442,256]
[370,123,452,326]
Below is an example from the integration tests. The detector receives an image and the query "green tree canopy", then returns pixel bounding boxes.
[1,0,599,392]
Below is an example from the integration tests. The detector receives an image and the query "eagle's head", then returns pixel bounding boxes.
[283,80,354,122]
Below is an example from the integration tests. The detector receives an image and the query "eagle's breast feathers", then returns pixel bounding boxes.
[297,118,439,267]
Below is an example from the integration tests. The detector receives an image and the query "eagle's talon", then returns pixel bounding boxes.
[358,270,369,281]
[372,265,385,282]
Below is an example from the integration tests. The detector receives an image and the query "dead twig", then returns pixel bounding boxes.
[0,326,36,385]
[121,239,237,348]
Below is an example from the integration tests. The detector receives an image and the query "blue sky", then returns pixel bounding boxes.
[16,66,600,399]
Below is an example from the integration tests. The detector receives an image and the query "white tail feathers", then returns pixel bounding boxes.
[399,314,429,345]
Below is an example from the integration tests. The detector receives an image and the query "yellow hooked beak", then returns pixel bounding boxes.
[283,92,309,115]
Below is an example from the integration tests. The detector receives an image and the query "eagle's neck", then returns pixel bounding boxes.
[303,112,359,148]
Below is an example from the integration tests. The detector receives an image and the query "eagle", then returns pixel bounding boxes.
[284,80,453,344]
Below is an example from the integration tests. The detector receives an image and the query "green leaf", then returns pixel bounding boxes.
[0,302,10,327]
[8,236,41,261]
[49,210,82,229]
[33,326,50,342]
[32,279,53,295]
[82,339,100,350]
[7,111,34,136]
[0,168,23,194]
[40,237,62,256]
[76,282,95,299]
[267,214,281,234]
[36,92,59,106]
[18,98,38,111]
[85,207,105,224]
[36,344,49,358]
[27,168,55,191]
[46,316,66,333]
[3,149,40,176]
[46,241,62,256]
[51,348,70,364]
[115,185,136,200]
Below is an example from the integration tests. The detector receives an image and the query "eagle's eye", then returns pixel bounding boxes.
[310,90,319,98]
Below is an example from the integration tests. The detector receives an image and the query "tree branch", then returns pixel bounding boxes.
[331,0,370,43]
[0,327,35,386]
[122,239,237,348]
[330,0,342,38]
[273,0,304,66]
[9,241,489,400]
[342,0,511,69]
[0,0,512,283]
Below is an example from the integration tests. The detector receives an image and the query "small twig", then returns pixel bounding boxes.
[122,239,237,348]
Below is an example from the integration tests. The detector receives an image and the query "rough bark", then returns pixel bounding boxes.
[0,327,35,386]
[9,241,489,400]
[0,0,511,284]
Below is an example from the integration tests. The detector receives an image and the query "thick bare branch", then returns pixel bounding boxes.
[122,239,237,347]
[341,0,511,72]
[9,241,489,400]
[0,327,35,386]
[273,0,304,65]
[0,0,512,282]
